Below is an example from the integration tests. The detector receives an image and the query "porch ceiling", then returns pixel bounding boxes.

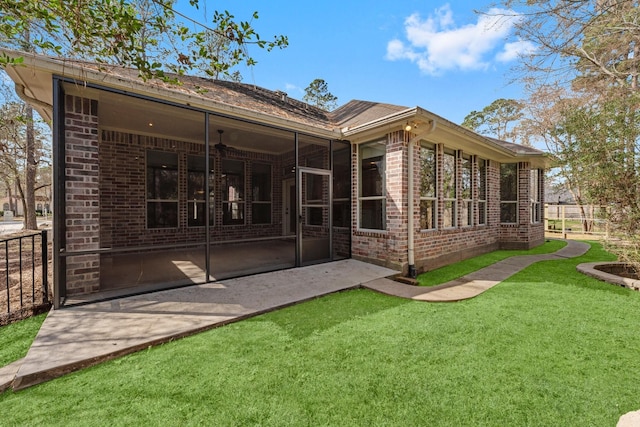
[66,85,309,155]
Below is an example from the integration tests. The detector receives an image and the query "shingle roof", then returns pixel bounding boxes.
[486,137,545,156]
[328,100,409,129]
[5,51,546,159]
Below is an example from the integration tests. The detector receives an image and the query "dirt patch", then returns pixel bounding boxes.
[0,231,53,325]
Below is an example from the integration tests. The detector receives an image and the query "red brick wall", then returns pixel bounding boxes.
[99,130,284,249]
[64,95,101,295]
[351,132,545,274]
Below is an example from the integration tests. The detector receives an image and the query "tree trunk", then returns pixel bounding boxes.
[24,105,38,230]
[4,179,14,213]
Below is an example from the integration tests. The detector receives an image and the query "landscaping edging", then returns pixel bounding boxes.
[576,262,640,291]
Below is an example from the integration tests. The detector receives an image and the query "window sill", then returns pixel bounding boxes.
[355,229,388,238]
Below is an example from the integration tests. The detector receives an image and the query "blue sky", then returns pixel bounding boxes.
[178,0,534,125]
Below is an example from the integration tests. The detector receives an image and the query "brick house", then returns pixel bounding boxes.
[2,51,548,307]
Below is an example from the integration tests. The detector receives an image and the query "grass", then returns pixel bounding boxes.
[0,313,46,367]
[1,242,638,426]
[416,238,567,286]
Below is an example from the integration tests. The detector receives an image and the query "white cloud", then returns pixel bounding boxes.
[496,39,537,62]
[284,83,303,95]
[385,4,526,75]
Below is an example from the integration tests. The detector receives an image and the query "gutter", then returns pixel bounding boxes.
[1,48,341,140]
[407,119,437,278]
[14,84,54,123]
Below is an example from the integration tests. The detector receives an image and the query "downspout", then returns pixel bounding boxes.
[407,119,437,278]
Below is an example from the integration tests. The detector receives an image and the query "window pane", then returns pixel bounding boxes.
[333,147,351,199]
[306,174,323,200]
[307,207,323,226]
[252,203,271,224]
[501,202,517,223]
[222,159,244,202]
[187,156,205,201]
[420,200,436,229]
[333,200,350,227]
[147,201,178,228]
[443,151,456,199]
[530,169,540,203]
[478,159,487,201]
[360,199,385,230]
[443,200,456,228]
[223,202,244,225]
[478,201,486,225]
[461,155,472,199]
[360,142,385,197]
[252,163,271,202]
[188,201,206,227]
[188,158,215,227]
[147,151,178,200]
[420,144,436,197]
[500,163,518,201]
[146,150,178,229]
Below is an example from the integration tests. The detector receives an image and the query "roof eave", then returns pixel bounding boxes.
[1,49,342,139]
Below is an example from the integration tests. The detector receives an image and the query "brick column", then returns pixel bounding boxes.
[385,131,408,268]
[64,95,100,295]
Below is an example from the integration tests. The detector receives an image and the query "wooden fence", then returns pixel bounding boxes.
[544,204,608,237]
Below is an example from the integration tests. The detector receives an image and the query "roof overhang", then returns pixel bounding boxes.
[343,106,549,168]
[1,49,342,140]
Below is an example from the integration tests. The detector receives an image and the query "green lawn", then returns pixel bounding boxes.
[0,313,46,367]
[417,239,567,286]
[1,242,638,426]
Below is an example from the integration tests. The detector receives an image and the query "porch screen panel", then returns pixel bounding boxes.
[333,147,350,228]
[146,150,179,228]
[359,141,386,230]
[420,143,437,230]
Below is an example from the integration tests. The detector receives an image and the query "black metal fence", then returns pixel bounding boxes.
[0,230,51,326]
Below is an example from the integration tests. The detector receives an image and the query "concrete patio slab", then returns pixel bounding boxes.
[11,259,398,391]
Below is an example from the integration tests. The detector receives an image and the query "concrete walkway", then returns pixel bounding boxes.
[2,239,589,392]
[4,259,398,391]
[365,239,590,302]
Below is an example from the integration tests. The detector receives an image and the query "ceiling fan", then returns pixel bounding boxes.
[214,129,228,156]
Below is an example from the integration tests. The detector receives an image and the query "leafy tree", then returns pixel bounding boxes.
[497,0,639,97]
[303,79,338,111]
[494,0,640,270]
[461,98,526,144]
[0,97,51,230]
[0,1,287,228]
[0,0,288,81]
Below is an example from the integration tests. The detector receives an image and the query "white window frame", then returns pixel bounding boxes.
[477,158,487,226]
[251,162,272,225]
[500,163,519,224]
[419,142,437,230]
[460,152,473,227]
[442,149,457,228]
[530,168,542,224]
[358,140,386,231]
